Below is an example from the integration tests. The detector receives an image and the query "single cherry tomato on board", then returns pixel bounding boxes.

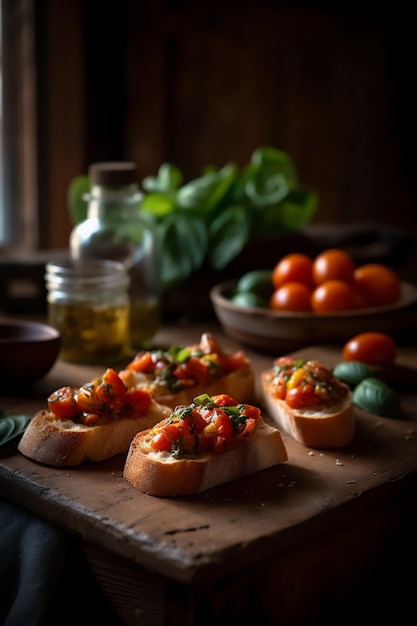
[269,282,313,312]
[342,332,397,366]
[353,263,401,307]
[312,248,356,286]
[311,279,359,313]
[272,253,314,289]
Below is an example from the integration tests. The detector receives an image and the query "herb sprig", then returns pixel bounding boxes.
[68,146,317,290]
[0,410,31,447]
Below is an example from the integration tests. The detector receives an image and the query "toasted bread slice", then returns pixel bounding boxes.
[18,401,171,467]
[123,394,288,497]
[260,363,354,449]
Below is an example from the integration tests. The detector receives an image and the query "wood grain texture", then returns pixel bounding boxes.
[1,321,416,592]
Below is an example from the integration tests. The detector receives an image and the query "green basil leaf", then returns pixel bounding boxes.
[140,192,176,218]
[252,187,318,237]
[0,414,31,446]
[208,205,250,269]
[158,214,208,288]
[250,146,297,180]
[176,164,237,214]
[0,418,15,442]
[67,175,90,225]
[352,378,402,419]
[142,162,183,193]
[333,362,373,387]
[245,173,289,207]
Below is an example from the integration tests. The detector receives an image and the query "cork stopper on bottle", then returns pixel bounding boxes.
[88,162,138,186]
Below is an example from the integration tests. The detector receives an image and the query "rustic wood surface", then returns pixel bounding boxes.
[1,321,417,590]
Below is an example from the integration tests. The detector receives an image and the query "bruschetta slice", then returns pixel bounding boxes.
[18,367,171,466]
[119,332,255,407]
[260,357,354,449]
[123,392,288,497]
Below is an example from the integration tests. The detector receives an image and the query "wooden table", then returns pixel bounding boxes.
[1,321,417,626]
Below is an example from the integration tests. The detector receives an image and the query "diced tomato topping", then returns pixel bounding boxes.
[211,393,238,407]
[47,365,152,426]
[124,388,152,417]
[47,386,77,420]
[286,384,322,409]
[215,411,235,438]
[273,379,287,400]
[173,357,210,385]
[217,351,248,372]
[99,368,127,398]
[189,409,207,432]
[272,357,346,409]
[76,384,102,414]
[80,413,100,425]
[151,430,172,452]
[150,394,260,457]
[127,351,154,373]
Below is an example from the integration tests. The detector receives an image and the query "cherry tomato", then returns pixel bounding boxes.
[311,280,359,313]
[286,384,322,409]
[151,429,172,452]
[312,249,356,285]
[80,413,100,426]
[76,387,100,414]
[126,351,154,372]
[173,356,210,385]
[269,282,313,312]
[211,393,237,406]
[272,253,314,289]
[124,388,152,416]
[47,386,77,420]
[343,332,397,366]
[353,263,401,307]
[217,350,248,373]
[209,409,234,438]
[95,368,127,404]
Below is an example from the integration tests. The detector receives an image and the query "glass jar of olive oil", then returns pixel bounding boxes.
[69,161,161,350]
[45,259,131,364]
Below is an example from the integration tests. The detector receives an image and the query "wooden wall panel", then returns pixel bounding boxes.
[34,0,88,249]
[9,1,414,250]
[125,2,416,230]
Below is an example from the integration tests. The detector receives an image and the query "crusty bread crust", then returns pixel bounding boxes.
[18,400,171,467]
[123,419,288,497]
[260,370,354,449]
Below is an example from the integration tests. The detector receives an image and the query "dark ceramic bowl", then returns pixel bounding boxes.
[0,320,60,385]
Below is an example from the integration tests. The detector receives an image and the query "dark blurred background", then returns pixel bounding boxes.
[2,0,415,249]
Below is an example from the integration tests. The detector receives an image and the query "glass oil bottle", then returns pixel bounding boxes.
[69,161,161,350]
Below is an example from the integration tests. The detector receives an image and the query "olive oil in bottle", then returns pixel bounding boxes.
[69,162,161,349]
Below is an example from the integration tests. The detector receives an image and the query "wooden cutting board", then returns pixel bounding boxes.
[1,330,416,587]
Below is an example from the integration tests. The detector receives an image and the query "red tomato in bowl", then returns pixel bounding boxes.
[353,263,402,307]
[312,249,356,285]
[342,332,397,366]
[270,282,313,312]
[311,280,359,313]
[272,253,314,289]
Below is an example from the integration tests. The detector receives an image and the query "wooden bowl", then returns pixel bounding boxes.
[210,280,417,353]
[0,320,60,386]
